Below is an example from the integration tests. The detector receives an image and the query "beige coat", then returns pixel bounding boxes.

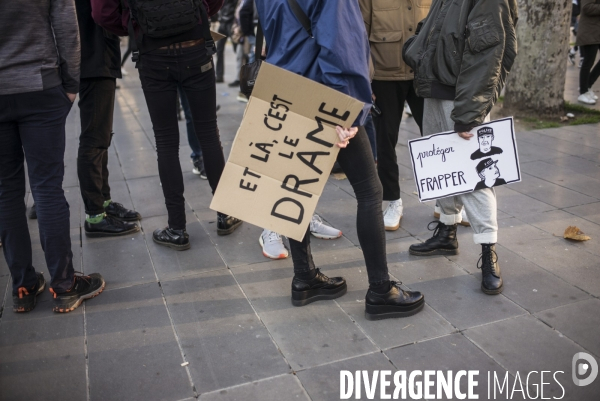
[359,0,431,81]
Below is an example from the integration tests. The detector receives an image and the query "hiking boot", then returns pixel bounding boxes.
[365,281,424,320]
[84,215,139,237]
[50,273,105,312]
[217,213,242,236]
[28,203,37,219]
[13,272,45,313]
[105,201,142,221]
[478,244,503,295]
[153,227,190,251]
[259,229,289,259]
[383,199,403,231]
[310,214,342,239]
[291,268,347,306]
[409,221,459,256]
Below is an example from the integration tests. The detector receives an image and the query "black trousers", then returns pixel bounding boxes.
[77,77,116,216]
[0,86,75,294]
[289,127,390,285]
[137,44,225,230]
[215,21,233,80]
[579,45,600,94]
[371,80,424,201]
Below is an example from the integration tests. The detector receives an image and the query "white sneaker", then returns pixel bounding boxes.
[589,89,598,100]
[404,103,413,117]
[121,67,128,76]
[259,229,288,259]
[383,199,403,231]
[578,92,597,105]
[310,214,342,239]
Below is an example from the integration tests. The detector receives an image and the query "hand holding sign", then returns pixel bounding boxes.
[335,126,358,148]
[408,117,521,202]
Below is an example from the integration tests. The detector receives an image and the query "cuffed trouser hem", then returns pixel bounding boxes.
[440,212,462,225]
[473,232,497,245]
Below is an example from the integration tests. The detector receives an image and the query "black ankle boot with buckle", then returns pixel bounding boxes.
[478,244,503,295]
[409,221,459,256]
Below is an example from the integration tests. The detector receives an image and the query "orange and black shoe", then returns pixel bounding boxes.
[50,273,105,313]
[13,272,46,313]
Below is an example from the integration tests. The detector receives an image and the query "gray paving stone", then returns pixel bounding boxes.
[330,258,456,349]
[409,274,526,330]
[513,139,572,163]
[118,148,160,180]
[140,213,226,280]
[127,175,192,220]
[509,173,597,209]
[536,299,600,357]
[232,261,378,370]
[82,231,155,290]
[0,313,87,401]
[385,333,508,400]
[495,185,556,217]
[498,219,600,297]
[565,201,600,225]
[546,155,600,180]
[199,374,310,401]
[162,270,290,393]
[464,315,600,400]
[537,126,600,149]
[86,282,193,401]
[522,160,600,199]
[296,352,396,401]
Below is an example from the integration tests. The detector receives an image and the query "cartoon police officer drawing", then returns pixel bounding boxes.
[474,158,507,190]
[470,127,503,160]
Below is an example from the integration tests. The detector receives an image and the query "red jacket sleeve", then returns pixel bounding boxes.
[91,0,129,36]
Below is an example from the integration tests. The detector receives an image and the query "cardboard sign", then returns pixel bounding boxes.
[210,63,365,241]
[409,117,521,202]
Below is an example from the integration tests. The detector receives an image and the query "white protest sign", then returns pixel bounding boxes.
[409,117,521,202]
[210,63,364,241]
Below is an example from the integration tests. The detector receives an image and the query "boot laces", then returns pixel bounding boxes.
[477,247,498,273]
[427,221,444,237]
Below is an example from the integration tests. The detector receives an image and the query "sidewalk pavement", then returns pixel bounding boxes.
[1,49,599,401]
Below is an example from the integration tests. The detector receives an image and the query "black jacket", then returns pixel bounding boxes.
[75,0,121,79]
[403,0,518,132]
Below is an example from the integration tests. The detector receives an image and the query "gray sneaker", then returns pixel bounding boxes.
[259,229,289,259]
[310,214,342,239]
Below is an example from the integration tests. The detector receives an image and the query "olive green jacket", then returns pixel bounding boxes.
[577,0,600,46]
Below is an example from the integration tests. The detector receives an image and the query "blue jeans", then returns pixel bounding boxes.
[0,86,75,294]
[178,82,203,161]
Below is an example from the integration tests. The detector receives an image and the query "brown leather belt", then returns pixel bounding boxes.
[159,39,205,50]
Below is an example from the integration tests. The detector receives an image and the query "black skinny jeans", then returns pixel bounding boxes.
[289,127,390,285]
[77,77,116,215]
[138,44,225,230]
[579,44,600,95]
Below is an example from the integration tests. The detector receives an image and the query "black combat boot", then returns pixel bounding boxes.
[478,244,503,295]
[153,227,190,251]
[409,221,459,256]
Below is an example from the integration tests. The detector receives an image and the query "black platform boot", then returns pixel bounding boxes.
[478,244,503,295]
[409,221,459,256]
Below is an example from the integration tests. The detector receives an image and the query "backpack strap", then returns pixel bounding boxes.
[287,0,312,37]
[255,21,264,60]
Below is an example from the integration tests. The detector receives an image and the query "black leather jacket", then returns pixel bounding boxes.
[403,0,518,132]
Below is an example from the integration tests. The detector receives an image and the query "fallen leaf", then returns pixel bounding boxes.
[564,226,591,241]
[560,116,569,122]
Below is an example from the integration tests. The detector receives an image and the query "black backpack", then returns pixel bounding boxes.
[126,0,215,60]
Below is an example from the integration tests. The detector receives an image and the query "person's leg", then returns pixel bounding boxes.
[288,227,316,276]
[336,128,389,286]
[371,80,402,201]
[405,81,424,135]
[363,112,377,160]
[177,82,202,161]
[215,23,229,81]
[138,52,187,231]
[586,45,600,90]
[579,45,597,94]
[459,188,498,244]
[0,95,38,295]
[17,87,76,293]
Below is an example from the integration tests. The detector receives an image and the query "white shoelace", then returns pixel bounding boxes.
[266,230,282,244]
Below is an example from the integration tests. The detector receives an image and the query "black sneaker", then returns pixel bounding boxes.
[291,269,347,306]
[365,281,424,320]
[409,221,459,256]
[191,158,207,179]
[217,213,242,236]
[478,244,503,295]
[153,227,190,250]
[28,203,37,219]
[84,215,140,237]
[105,201,142,221]
[13,272,46,313]
[50,273,105,313]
